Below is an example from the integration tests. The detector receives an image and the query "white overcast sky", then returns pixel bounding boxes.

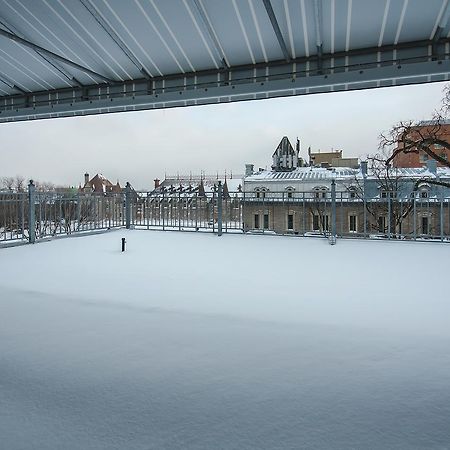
[0,81,447,190]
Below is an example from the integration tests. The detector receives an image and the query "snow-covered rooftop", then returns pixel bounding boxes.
[245,166,450,182]
[246,167,359,181]
[1,231,449,449]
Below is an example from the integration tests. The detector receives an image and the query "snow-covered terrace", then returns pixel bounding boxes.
[1,231,450,449]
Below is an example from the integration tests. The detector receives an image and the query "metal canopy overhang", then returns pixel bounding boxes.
[0,0,450,123]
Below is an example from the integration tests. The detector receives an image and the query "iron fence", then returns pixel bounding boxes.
[130,188,450,241]
[1,183,125,244]
[2,181,450,246]
[0,192,27,242]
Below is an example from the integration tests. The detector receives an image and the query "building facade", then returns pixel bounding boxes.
[393,121,450,168]
[243,138,450,238]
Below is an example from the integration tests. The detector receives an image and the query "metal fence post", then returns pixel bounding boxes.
[217,181,223,236]
[440,192,444,242]
[330,178,336,244]
[125,182,131,229]
[28,180,36,243]
[387,196,391,239]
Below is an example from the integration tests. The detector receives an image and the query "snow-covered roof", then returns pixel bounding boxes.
[246,167,359,181]
[245,166,450,182]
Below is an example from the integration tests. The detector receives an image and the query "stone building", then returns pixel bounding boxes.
[243,138,450,238]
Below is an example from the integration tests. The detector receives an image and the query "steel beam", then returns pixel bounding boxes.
[79,0,152,79]
[0,72,27,93]
[0,18,84,87]
[192,0,229,68]
[263,0,291,61]
[1,37,449,123]
[0,28,115,84]
[1,57,449,123]
[314,0,323,73]
[432,0,450,57]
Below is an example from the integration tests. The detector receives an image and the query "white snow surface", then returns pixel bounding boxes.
[1,230,450,449]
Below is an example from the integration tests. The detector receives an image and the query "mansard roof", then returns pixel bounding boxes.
[245,166,450,182]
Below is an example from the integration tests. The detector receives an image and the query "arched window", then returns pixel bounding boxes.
[417,183,430,199]
[348,186,357,199]
[313,186,328,199]
[285,187,295,199]
[255,187,268,199]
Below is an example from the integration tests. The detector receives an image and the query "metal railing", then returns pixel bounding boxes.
[2,180,449,246]
[1,181,125,244]
[133,185,450,242]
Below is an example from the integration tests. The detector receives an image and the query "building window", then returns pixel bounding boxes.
[286,187,294,199]
[264,213,269,229]
[287,214,294,230]
[420,191,428,199]
[254,214,260,229]
[440,152,448,160]
[349,215,357,233]
[420,152,429,162]
[421,216,429,235]
[313,186,328,199]
[381,191,395,199]
[378,216,386,233]
[312,214,320,231]
[313,214,329,231]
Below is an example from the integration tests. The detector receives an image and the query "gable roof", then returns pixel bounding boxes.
[272,136,295,157]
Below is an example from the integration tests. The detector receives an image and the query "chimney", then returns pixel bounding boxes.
[360,161,368,176]
[426,159,437,174]
[84,173,89,185]
[154,178,160,189]
[245,164,254,177]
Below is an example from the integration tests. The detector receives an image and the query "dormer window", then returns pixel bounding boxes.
[313,186,328,199]
[254,187,268,199]
[285,187,295,198]
[416,183,430,200]
[348,186,357,199]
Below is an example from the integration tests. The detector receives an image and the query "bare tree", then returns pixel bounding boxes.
[380,84,450,192]
[1,176,15,192]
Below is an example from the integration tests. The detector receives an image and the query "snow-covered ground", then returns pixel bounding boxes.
[1,230,449,449]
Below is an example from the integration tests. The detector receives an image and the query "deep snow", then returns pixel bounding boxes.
[1,230,450,449]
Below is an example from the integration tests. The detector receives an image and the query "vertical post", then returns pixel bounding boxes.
[217,181,223,236]
[178,191,181,231]
[387,196,391,239]
[242,190,245,232]
[331,178,336,242]
[20,193,25,238]
[28,180,36,244]
[363,176,367,238]
[76,192,81,231]
[413,195,417,240]
[125,182,131,229]
[440,192,444,242]
[162,190,165,231]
